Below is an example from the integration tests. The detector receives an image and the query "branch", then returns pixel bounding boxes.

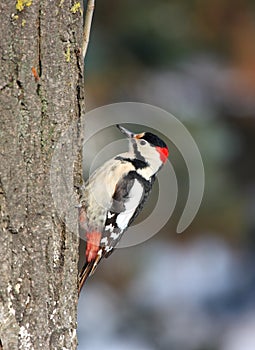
[82,0,95,61]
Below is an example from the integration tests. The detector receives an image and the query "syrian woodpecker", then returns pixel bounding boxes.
[78,125,169,293]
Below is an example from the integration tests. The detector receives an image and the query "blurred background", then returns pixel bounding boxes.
[78,1,255,349]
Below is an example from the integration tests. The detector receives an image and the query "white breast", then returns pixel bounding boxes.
[85,157,134,210]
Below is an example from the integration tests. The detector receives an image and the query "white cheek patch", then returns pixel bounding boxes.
[116,179,144,230]
[136,147,162,180]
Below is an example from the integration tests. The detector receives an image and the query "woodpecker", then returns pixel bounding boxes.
[78,124,169,293]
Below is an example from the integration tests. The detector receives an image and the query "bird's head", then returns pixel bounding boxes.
[117,125,169,173]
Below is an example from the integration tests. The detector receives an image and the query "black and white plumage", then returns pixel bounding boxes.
[78,125,169,293]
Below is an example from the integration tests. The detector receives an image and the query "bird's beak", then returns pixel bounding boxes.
[116,124,134,138]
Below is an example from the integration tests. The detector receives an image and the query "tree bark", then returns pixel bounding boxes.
[0,1,84,349]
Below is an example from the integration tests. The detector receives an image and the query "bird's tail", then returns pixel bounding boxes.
[78,261,94,294]
[78,254,101,295]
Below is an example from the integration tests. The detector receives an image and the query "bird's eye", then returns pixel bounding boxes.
[140,140,147,146]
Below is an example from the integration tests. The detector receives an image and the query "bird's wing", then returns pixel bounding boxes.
[79,164,151,293]
[100,172,145,257]
[78,172,142,293]
[81,157,135,232]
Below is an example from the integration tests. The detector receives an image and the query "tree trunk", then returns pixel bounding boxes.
[0,1,84,349]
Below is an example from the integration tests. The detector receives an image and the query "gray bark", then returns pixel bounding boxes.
[0,1,84,349]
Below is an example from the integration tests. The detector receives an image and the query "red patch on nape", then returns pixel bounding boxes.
[156,146,169,163]
[86,231,101,262]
